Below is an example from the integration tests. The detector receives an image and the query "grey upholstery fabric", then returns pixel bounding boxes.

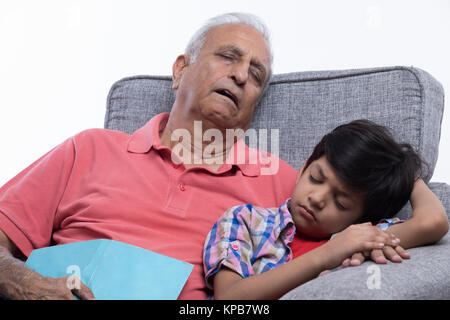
[282,234,450,299]
[105,66,449,299]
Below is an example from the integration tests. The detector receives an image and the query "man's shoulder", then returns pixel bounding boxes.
[71,128,131,147]
[74,128,130,139]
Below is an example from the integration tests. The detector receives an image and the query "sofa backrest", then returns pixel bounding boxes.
[105,66,444,182]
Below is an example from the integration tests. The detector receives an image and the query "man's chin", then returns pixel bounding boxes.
[201,109,238,129]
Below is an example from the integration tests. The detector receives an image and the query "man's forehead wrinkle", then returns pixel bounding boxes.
[217,44,243,54]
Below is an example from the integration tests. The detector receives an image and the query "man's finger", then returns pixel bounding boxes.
[72,282,95,300]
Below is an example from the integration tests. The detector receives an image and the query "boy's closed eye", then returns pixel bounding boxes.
[309,174,347,211]
[309,174,320,184]
[334,198,347,211]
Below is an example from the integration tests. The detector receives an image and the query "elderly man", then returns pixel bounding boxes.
[0,13,295,300]
[0,12,446,300]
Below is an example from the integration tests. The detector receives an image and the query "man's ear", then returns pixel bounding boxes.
[172,55,189,90]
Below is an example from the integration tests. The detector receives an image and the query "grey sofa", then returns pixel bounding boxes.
[105,66,450,299]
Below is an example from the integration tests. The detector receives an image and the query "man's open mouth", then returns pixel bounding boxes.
[215,89,238,107]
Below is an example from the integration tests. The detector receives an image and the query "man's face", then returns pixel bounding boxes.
[172,24,271,131]
[289,156,365,240]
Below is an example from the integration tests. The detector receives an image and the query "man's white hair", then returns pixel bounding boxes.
[185,12,273,85]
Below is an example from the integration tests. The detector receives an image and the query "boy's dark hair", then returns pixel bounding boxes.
[303,119,423,224]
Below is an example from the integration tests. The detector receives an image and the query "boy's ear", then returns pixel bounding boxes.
[172,54,189,90]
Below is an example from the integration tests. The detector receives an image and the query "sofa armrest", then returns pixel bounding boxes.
[280,182,450,299]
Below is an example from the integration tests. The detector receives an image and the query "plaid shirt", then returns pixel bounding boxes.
[203,199,295,289]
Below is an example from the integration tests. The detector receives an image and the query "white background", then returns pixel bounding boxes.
[1,0,449,186]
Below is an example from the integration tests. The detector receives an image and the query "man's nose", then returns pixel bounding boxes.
[231,62,249,85]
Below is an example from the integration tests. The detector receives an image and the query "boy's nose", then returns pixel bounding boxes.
[308,188,326,210]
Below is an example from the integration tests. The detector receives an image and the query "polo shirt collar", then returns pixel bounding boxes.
[127,113,168,153]
[127,112,264,176]
[221,139,262,177]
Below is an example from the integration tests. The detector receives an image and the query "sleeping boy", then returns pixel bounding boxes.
[203,119,448,299]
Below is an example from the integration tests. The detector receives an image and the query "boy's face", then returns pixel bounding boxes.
[289,156,365,240]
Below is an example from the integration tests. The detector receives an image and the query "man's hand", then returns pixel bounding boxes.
[23,274,95,300]
[0,229,95,300]
[341,245,411,267]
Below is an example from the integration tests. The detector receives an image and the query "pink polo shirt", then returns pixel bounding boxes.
[0,113,296,299]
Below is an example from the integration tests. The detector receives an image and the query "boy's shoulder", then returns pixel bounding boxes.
[223,203,279,218]
[219,203,285,231]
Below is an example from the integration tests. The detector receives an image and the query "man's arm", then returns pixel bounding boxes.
[0,229,94,300]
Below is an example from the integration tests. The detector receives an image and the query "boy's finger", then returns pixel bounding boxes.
[371,248,387,264]
[319,270,331,276]
[373,235,398,247]
[350,252,365,266]
[388,232,401,245]
[382,245,402,263]
[374,229,400,246]
[341,258,351,267]
[395,246,411,259]
[363,241,385,252]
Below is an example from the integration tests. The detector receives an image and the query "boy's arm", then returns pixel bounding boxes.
[348,178,449,265]
[386,178,448,248]
[213,223,399,300]
[213,248,325,300]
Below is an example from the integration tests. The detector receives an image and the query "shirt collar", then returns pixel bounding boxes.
[127,112,168,154]
[277,198,296,243]
[127,112,266,177]
[220,138,262,177]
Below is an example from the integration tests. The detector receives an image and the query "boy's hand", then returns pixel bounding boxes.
[342,245,411,267]
[321,223,400,270]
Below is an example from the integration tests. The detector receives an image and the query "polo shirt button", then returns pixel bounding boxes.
[231,242,239,251]
[179,183,186,191]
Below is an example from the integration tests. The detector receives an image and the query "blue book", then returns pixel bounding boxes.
[25,239,193,300]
